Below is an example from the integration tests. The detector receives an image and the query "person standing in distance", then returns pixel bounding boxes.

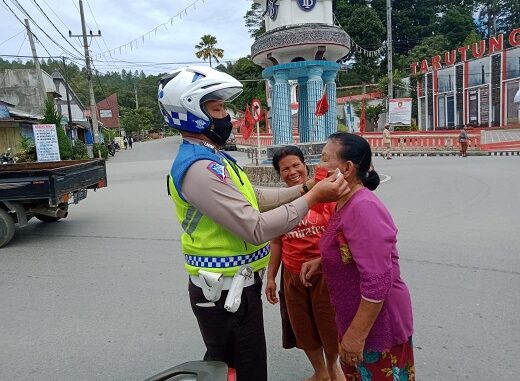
[158,66,349,381]
[382,124,392,160]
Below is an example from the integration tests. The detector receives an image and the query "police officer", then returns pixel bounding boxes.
[158,66,349,381]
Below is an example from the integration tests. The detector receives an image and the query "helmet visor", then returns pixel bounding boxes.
[201,87,243,103]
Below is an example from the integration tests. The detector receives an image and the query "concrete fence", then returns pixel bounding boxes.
[236,131,481,152]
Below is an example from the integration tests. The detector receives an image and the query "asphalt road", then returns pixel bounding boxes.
[1,136,519,380]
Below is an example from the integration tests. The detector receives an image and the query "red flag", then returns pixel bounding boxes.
[242,105,255,140]
[315,91,329,116]
[359,99,366,133]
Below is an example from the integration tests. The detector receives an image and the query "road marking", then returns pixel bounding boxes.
[380,174,391,183]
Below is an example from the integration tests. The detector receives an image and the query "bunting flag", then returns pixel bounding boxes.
[359,99,366,133]
[337,37,386,64]
[242,105,256,140]
[315,91,329,116]
[94,0,202,58]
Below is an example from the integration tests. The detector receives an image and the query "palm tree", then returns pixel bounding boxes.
[194,34,224,67]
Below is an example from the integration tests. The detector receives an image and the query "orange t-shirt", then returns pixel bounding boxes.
[281,202,336,274]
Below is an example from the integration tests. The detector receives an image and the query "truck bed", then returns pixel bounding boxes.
[0,160,107,204]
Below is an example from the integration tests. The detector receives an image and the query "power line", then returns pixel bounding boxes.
[29,0,84,57]
[16,34,27,56]
[40,0,71,30]
[6,0,82,60]
[0,29,25,47]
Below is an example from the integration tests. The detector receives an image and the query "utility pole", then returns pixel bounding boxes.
[62,57,74,135]
[386,0,393,101]
[134,84,139,109]
[24,19,47,106]
[69,0,101,145]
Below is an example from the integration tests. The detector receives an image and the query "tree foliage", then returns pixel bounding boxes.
[244,2,266,39]
[344,6,385,87]
[41,99,72,159]
[121,107,153,137]
[217,57,265,112]
[195,35,224,67]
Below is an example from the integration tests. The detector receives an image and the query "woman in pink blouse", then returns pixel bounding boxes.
[301,133,415,381]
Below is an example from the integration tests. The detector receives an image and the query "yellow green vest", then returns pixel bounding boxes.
[168,141,270,276]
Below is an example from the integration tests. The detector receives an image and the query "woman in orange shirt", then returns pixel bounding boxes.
[266,146,344,381]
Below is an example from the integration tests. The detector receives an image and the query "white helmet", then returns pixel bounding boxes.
[158,66,243,133]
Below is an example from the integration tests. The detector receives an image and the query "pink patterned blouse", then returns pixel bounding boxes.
[319,187,413,352]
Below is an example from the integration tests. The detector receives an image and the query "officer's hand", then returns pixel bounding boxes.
[304,169,350,206]
[299,258,322,287]
[265,278,278,304]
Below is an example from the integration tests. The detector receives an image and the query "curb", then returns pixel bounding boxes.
[373,151,520,157]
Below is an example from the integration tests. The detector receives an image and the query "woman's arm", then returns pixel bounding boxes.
[339,299,383,365]
[265,237,283,304]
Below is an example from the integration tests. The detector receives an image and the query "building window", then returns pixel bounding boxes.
[506,80,520,125]
[505,48,520,80]
[468,57,490,87]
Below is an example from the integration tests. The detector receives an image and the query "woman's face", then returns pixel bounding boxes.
[319,140,347,173]
[278,155,307,187]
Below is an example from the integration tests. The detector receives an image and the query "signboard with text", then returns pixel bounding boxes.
[33,124,61,162]
[388,98,412,125]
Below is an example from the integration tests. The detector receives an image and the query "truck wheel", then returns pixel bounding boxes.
[35,214,62,223]
[0,209,15,248]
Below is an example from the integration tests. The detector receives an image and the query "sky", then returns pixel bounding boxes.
[0,0,256,74]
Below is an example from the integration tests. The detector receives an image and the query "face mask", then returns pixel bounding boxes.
[204,114,233,147]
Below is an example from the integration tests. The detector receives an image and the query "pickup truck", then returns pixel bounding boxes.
[0,159,107,247]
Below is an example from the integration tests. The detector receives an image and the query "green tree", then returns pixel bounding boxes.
[195,35,224,67]
[377,70,405,97]
[401,35,450,70]
[121,107,153,138]
[244,2,265,40]
[223,57,265,111]
[475,1,519,38]
[437,6,477,47]
[41,99,72,160]
[344,6,385,91]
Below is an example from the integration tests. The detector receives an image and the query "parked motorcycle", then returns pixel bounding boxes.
[144,361,236,381]
[106,143,116,157]
[1,148,17,164]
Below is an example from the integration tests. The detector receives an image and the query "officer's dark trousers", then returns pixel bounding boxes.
[188,275,267,381]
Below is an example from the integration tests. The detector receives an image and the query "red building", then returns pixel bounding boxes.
[412,28,520,130]
[96,93,120,130]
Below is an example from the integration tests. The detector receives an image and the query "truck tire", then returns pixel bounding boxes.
[35,214,62,223]
[0,209,15,248]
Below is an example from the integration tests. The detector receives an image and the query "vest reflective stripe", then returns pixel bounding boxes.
[181,205,203,236]
[185,244,270,269]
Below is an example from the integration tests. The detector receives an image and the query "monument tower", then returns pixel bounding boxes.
[251,0,350,145]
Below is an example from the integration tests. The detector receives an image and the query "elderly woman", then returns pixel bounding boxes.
[266,145,344,381]
[301,133,415,380]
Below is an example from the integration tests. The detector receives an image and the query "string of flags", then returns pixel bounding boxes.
[346,36,387,60]
[94,0,204,58]
[333,13,386,61]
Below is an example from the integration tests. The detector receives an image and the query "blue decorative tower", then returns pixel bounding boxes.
[251,0,350,146]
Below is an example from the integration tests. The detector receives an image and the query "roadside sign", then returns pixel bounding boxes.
[251,98,262,121]
[33,124,61,162]
[388,98,412,125]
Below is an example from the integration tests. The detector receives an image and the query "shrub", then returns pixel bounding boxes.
[18,135,37,162]
[71,140,89,159]
[56,125,72,159]
[93,143,109,160]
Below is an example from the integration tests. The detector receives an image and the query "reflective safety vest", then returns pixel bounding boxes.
[168,140,270,276]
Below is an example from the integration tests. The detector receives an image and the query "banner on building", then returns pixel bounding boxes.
[33,124,61,162]
[389,98,412,125]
